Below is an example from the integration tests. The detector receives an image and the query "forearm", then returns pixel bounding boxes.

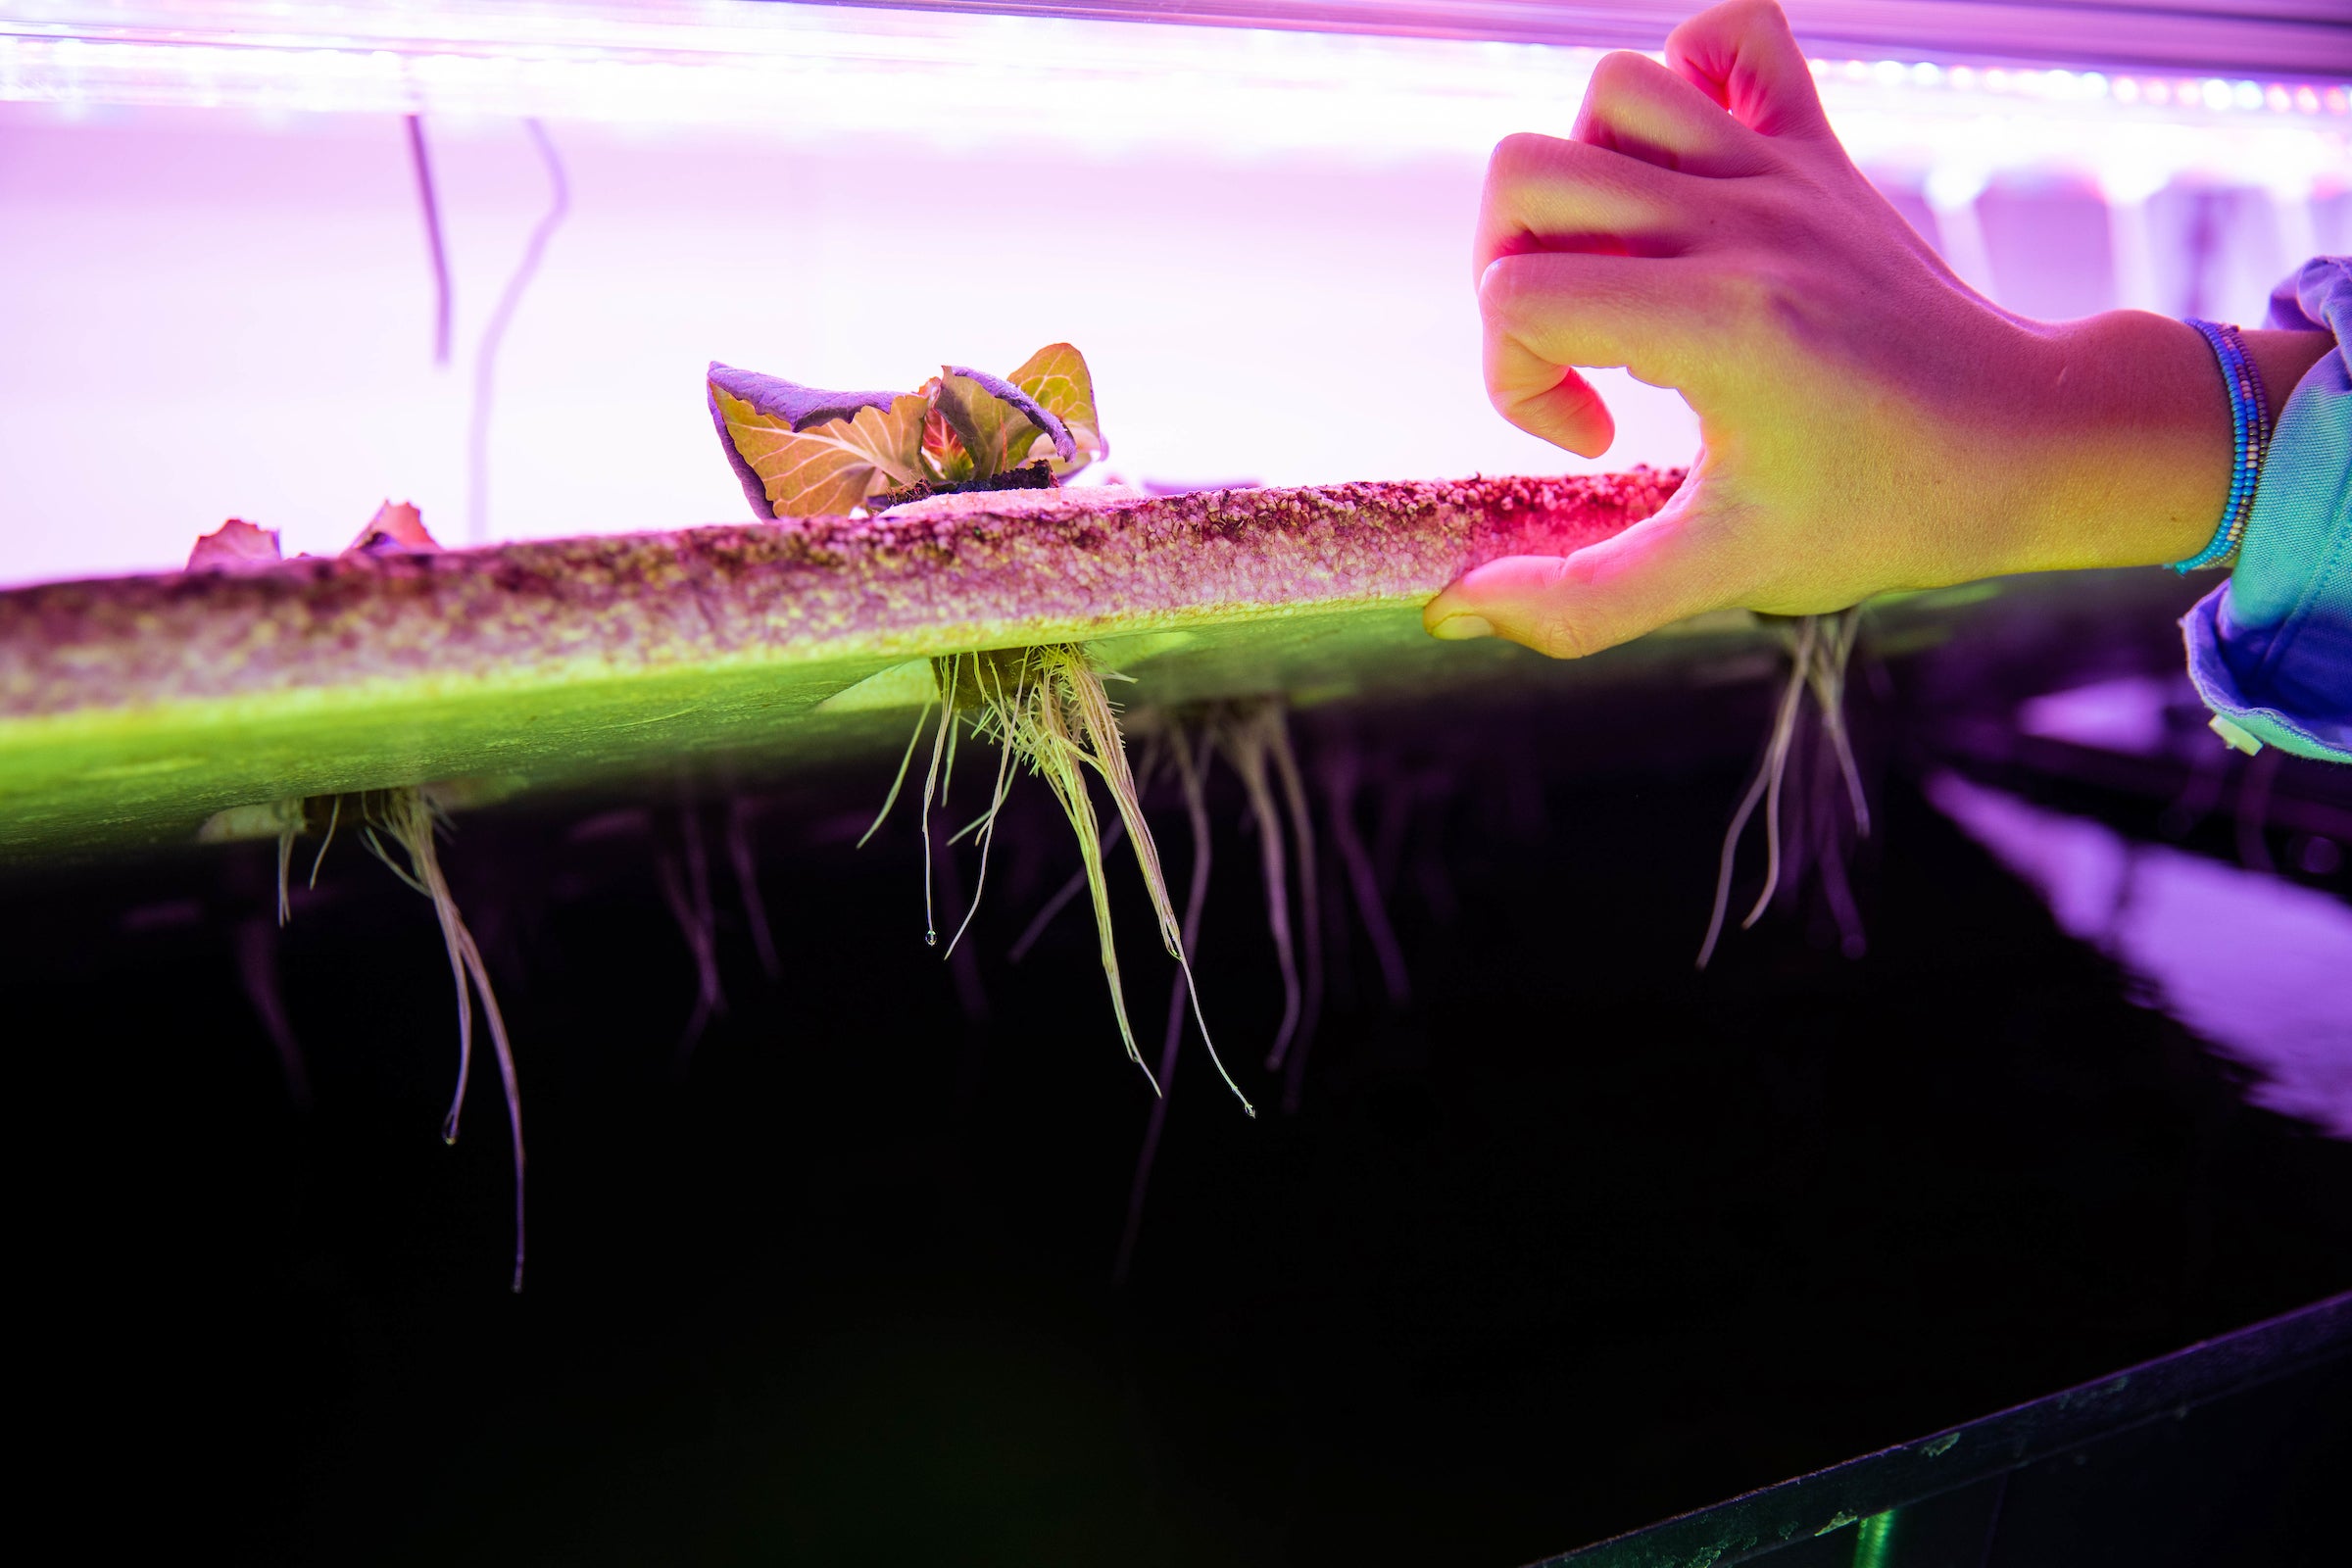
[2018,313,2334,575]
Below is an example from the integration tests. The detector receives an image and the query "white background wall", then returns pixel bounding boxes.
[1,96,2342,585]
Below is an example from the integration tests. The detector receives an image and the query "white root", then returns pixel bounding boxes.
[353,787,527,1292]
[1115,722,1216,1285]
[944,656,1024,959]
[1263,707,1324,1107]
[1698,609,1872,969]
[1811,607,1871,838]
[1743,613,1819,931]
[1061,650,1254,1116]
[275,828,295,927]
[1008,815,1126,963]
[923,646,1253,1117]
[917,673,957,948]
[1213,703,1303,1073]
[860,693,937,850]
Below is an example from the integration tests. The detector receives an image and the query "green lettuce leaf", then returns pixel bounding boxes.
[931,372,1038,481]
[711,383,930,518]
[1004,343,1105,477]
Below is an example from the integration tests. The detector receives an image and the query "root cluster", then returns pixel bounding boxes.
[273,786,527,1292]
[1698,608,1872,968]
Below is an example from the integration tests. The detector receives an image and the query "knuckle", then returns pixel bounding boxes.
[1485,132,1567,205]
[1490,131,1544,172]
[1478,255,1535,315]
[1588,50,1652,99]
[1534,612,1601,661]
[1702,262,1795,335]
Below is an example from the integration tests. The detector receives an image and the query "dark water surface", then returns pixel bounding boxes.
[11,671,2350,1565]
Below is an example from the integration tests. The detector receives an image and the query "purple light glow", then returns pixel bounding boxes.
[1,1,2346,584]
[1931,771,2352,1141]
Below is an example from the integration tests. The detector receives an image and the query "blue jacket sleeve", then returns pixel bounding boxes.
[2180,255,2352,763]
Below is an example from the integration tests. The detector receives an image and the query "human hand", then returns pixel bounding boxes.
[1425,0,2269,658]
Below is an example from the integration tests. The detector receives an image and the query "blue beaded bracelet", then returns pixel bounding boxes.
[2171,318,2271,573]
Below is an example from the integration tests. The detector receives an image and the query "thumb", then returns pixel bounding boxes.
[1423,500,1732,660]
[1665,0,1832,142]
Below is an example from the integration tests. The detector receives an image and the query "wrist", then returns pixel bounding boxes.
[2240,326,2334,438]
[2013,311,2232,572]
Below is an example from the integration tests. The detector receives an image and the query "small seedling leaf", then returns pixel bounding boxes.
[187,518,283,570]
[712,383,930,518]
[347,501,438,556]
[933,372,1047,481]
[1004,343,1105,476]
[920,402,977,484]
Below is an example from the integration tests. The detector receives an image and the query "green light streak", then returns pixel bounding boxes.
[1850,1508,1898,1568]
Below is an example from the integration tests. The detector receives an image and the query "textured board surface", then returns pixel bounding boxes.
[0,472,1693,857]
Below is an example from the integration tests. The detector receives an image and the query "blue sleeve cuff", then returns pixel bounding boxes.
[2177,255,2352,765]
[2181,581,2351,761]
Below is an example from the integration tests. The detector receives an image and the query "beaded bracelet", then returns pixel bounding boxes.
[2171,318,2271,573]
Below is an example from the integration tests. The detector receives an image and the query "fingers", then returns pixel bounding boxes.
[1423,502,1733,660]
[1665,0,1833,142]
[1472,131,1710,282]
[1574,49,1768,177]
[1486,323,1615,457]
[1481,250,1713,406]
[1479,251,1716,455]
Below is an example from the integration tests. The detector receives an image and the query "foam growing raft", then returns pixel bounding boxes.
[0,471,1700,858]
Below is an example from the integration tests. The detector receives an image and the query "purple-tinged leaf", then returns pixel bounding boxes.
[706,362,906,519]
[943,365,1073,466]
[932,373,1035,482]
[1004,343,1105,476]
[187,518,282,570]
[347,501,440,556]
[921,399,977,485]
[711,382,930,519]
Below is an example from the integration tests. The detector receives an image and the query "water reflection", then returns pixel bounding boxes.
[1930,770,2352,1140]
[2016,672,2184,758]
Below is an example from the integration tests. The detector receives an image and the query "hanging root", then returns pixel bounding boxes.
[727,796,783,982]
[1116,722,1216,1284]
[862,691,936,849]
[1697,609,1871,969]
[1699,618,1813,968]
[1743,613,1818,932]
[234,915,311,1110]
[1264,709,1324,1112]
[1008,814,1126,963]
[1211,701,1303,1072]
[658,804,727,1059]
[943,655,1022,960]
[1810,607,1871,840]
[1323,745,1411,1005]
[272,785,528,1291]
[900,645,1253,1117]
[918,672,956,947]
[275,829,294,926]
[1808,607,1870,959]
[1814,769,1868,959]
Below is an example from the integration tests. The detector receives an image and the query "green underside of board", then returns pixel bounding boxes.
[0,604,1702,859]
[0,566,2176,865]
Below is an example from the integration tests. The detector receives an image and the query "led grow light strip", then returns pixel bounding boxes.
[1,0,2345,187]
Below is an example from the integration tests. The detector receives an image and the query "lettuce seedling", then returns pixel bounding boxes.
[708,343,1105,519]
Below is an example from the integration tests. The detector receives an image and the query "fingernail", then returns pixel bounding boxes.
[1430,613,1494,641]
